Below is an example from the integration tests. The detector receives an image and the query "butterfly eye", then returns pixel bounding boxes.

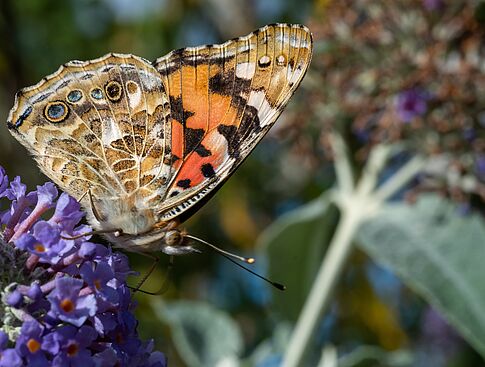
[258,55,271,67]
[165,230,182,246]
[90,88,104,100]
[105,80,123,102]
[67,90,83,103]
[44,101,69,123]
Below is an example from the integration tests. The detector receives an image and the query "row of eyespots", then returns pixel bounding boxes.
[257,54,287,68]
[44,80,124,123]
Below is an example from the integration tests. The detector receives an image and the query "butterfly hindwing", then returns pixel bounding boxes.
[154,23,313,220]
[7,54,175,209]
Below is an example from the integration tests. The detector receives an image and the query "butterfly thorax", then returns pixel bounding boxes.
[87,193,199,254]
[88,194,166,252]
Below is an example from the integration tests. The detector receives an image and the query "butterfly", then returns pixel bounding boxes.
[7,23,312,260]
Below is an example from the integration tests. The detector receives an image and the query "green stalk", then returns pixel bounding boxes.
[282,136,424,367]
[281,199,365,367]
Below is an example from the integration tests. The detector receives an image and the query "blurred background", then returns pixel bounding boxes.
[1,0,484,366]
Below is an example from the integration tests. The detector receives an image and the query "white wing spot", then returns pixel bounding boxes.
[288,62,305,84]
[258,55,271,67]
[126,81,141,109]
[276,54,287,66]
[102,117,123,146]
[235,62,256,79]
[247,90,275,127]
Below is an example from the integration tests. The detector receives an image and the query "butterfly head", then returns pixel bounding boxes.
[94,215,199,255]
[164,229,183,247]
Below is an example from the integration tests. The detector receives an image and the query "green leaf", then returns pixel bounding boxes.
[357,194,485,357]
[151,300,243,367]
[338,345,414,367]
[245,323,291,367]
[257,193,338,321]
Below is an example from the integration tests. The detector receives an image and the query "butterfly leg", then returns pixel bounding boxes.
[130,251,180,295]
[61,190,121,240]
[88,189,105,222]
[130,251,160,295]
[77,190,89,202]
[131,255,175,296]
[60,228,123,240]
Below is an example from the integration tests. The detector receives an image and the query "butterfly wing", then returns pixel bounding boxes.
[154,23,313,221]
[7,54,177,211]
[7,23,312,232]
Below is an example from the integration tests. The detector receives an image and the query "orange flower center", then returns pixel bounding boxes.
[60,298,75,313]
[34,243,45,252]
[66,342,79,356]
[94,279,101,290]
[27,338,41,353]
[115,332,124,344]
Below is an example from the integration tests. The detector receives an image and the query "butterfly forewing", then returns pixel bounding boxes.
[153,23,312,220]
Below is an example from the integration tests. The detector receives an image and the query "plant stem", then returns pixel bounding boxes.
[373,155,425,203]
[331,132,354,194]
[317,345,338,367]
[282,198,365,367]
[282,139,422,367]
[282,139,389,367]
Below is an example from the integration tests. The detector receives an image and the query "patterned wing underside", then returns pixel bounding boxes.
[153,23,312,220]
[7,23,312,226]
[7,54,175,209]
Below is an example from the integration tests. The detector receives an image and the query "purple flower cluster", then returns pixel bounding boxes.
[0,166,166,367]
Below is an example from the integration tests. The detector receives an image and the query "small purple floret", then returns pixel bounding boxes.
[0,331,22,367]
[46,325,97,367]
[15,320,49,367]
[423,0,443,11]
[0,167,8,198]
[35,183,57,209]
[395,88,430,123]
[49,193,84,232]
[15,221,74,264]
[6,290,23,308]
[47,277,97,327]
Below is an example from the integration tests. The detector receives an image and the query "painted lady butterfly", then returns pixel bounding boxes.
[7,24,312,259]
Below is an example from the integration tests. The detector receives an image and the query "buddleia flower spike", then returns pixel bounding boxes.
[0,166,167,367]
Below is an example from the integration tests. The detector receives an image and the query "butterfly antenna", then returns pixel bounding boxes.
[185,234,286,291]
[61,228,122,240]
[185,234,255,263]
[88,189,104,222]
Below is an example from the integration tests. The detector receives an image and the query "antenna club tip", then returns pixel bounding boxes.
[273,283,286,291]
[247,258,256,264]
